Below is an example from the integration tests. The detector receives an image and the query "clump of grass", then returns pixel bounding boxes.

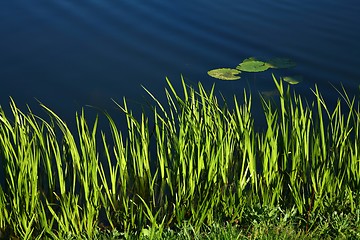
[0,75,359,239]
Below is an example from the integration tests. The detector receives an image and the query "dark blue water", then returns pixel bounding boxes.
[1,0,360,120]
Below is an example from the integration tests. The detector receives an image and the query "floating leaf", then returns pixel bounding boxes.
[283,75,303,84]
[236,59,269,72]
[260,89,279,98]
[266,58,296,69]
[207,68,241,80]
[242,57,259,62]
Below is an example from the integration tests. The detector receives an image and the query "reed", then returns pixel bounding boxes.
[0,75,359,239]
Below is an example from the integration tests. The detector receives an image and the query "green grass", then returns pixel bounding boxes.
[0,75,359,239]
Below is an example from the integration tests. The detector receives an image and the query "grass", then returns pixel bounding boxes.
[0,75,359,239]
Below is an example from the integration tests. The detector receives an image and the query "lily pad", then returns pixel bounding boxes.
[260,89,279,99]
[207,68,241,80]
[266,58,296,69]
[283,75,303,84]
[236,59,270,72]
[242,57,259,62]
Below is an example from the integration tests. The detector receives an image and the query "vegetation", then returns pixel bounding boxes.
[208,57,301,84]
[207,68,241,80]
[0,75,359,239]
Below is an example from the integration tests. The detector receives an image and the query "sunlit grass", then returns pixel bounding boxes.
[0,75,359,239]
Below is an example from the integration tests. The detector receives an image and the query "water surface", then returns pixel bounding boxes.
[1,0,360,120]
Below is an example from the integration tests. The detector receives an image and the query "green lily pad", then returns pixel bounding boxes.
[236,59,270,72]
[283,75,303,84]
[260,89,279,99]
[207,68,241,80]
[266,58,296,69]
[242,57,259,62]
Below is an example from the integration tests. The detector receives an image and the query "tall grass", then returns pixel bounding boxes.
[0,75,359,239]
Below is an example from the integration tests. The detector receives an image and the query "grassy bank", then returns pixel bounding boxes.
[0,76,359,239]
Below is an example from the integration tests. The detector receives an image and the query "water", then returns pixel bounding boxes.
[1,0,360,121]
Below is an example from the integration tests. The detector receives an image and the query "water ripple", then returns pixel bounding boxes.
[1,0,359,113]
